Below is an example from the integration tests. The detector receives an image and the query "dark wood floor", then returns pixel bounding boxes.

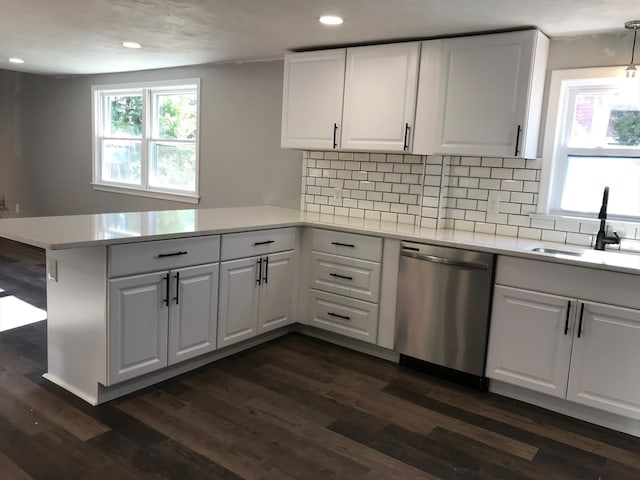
[0,240,639,479]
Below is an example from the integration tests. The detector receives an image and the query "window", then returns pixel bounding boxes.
[542,67,640,220]
[92,79,200,203]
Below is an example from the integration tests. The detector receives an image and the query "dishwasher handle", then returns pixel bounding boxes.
[401,250,490,270]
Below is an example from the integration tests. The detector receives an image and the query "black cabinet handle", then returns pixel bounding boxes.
[263,257,269,284]
[333,123,338,149]
[173,272,180,304]
[402,246,420,252]
[331,241,355,248]
[514,124,522,156]
[403,123,410,151]
[163,273,170,306]
[577,303,585,338]
[328,312,350,321]
[256,258,263,285]
[157,251,188,258]
[329,273,353,281]
[254,240,275,246]
[564,300,571,335]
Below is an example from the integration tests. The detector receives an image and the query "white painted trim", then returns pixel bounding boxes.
[91,183,200,204]
[539,65,632,215]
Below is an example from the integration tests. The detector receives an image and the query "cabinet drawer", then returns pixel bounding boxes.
[221,228,296,261]
[309,252,381,303]
[312,228,382,262]
[308,290,378,344]
[109,236,220,278]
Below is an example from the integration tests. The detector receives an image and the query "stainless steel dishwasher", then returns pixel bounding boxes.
[395,241,495,389]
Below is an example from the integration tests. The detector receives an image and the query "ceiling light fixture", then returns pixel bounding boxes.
[8,58,24,64]
[624,20,640,78]
[122,42,142,49]
[319,15,344,26]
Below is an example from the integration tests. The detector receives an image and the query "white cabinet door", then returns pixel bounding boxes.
[419,30,548,157]
[218,257,260,348]
[485,286,574,398]
[341,42,420,152]
[258,251,296,334]
[281,49,346,150]
[168,263,219,365]
[567,301,640,419]
[108,271,168,384]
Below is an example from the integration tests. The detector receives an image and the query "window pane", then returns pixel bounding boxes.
[149,143,196,191]
[155,92,197,140]
[561,155,640,217]
[101,140,142,185]
[569,90,640,149]
[106,95,143,137]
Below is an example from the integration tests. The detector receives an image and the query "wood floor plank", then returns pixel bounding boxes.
[116,395,298,480]
[0,450,33,480]
[0,369,110,441]
[244,397,438,480]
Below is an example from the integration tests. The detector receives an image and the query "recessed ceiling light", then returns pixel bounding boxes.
[319,15,344,25]
[8,58,24,64]
[122,42,142,49]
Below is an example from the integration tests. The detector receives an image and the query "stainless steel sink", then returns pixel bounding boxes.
[529,246,584,257]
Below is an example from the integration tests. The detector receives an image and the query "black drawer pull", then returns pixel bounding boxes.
[577,303,585,338]
[402,246,420,252]
[163,273,170,306]
[329,273,353,281]
[331,242,355,248]
[328,312,350,321]
[564,300,571,335]
[157,251,188,258]
[254,240,275,246]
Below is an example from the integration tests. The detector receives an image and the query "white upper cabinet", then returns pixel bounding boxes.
[414,30,549,157]
[281,49,346,150]
[341,42,420,152]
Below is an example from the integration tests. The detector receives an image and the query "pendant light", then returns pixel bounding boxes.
[625,20,640,78]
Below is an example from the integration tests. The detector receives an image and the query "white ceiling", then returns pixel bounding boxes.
[2,0,640,76]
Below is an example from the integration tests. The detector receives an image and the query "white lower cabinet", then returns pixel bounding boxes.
[218,250,296,348]
[308,290,379,343]
[487,284,640,420]
[108,263,219,385]
[486,286,574,398]
[566,302,640,418]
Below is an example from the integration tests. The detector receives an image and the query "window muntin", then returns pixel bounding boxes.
[92,80,199,201]
[546,70,640,220]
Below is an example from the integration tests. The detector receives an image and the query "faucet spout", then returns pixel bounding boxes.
[594,186,620,250]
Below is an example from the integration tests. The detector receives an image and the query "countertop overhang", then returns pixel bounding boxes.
[1,206,639,275]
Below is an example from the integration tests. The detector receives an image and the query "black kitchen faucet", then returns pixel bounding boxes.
[594,186,620,250]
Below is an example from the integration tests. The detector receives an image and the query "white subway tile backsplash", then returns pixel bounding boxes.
[381,212,398,223]
[392,183,410,194]
[491,168,514,179]
[542,229,567,243]
[518,227,542,240]
[496,225,518,236]
[301,151,637,246]
[470,167,491,178]
[503,158,526,169]
[481,157,503,167]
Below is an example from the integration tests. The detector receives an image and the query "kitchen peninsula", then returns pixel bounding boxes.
[1,205,639,438]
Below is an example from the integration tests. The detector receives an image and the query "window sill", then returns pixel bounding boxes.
[91,183,200,204]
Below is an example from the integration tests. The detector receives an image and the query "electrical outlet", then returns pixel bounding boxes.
[487,191,501,214]
[15,203,19,214]
[333,188,342,200]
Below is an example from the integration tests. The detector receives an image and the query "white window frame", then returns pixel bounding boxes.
[91,78,201,204]
[540,66,640,220]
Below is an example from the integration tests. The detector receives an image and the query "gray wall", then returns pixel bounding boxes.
[0,70,31,216]
[19,60,301,217]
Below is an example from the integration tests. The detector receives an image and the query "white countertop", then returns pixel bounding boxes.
[1,205,640,275]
